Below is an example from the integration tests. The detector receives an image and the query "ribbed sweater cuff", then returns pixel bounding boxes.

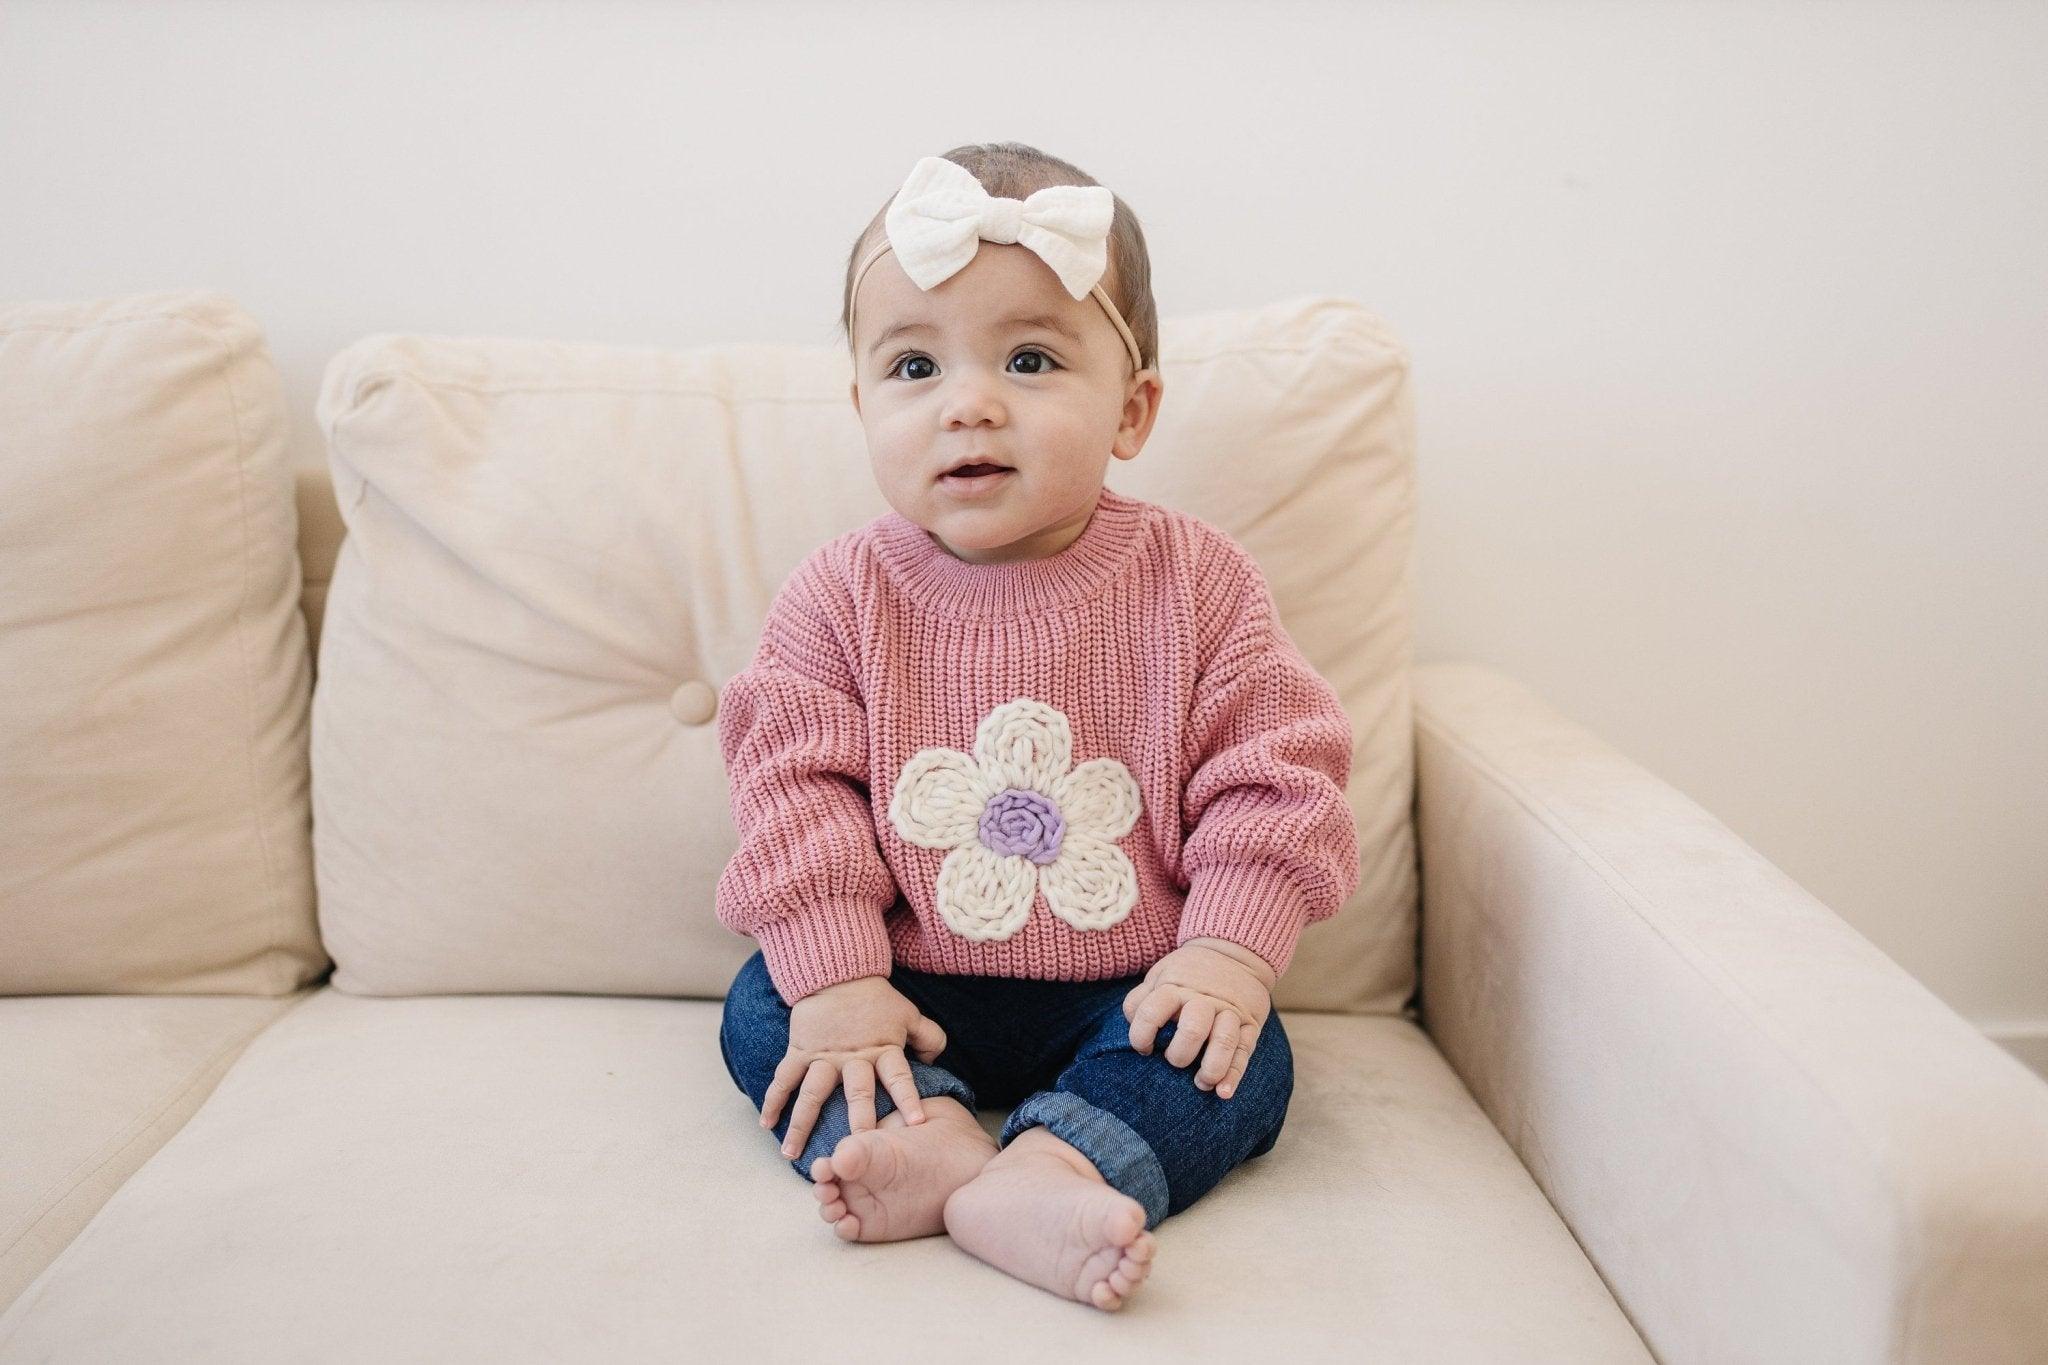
[751,902,894,1005]
[1178,862,1312,982]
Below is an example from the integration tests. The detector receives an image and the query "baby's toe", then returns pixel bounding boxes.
[828,1130,875,1183]
[1102,1201,1145,1248]
[1090,1280,1123,1310]
[1111,1233,1155,1296]
[833,1213,861,1241]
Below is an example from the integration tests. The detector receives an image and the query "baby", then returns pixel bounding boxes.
[714,142,1361,1312]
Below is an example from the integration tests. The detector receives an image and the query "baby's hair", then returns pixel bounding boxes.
[840,141,1160,376]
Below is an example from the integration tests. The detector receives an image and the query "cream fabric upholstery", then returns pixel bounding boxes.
[0,293,327,995]
[0,990,1649,1361]
[306,297,1416,1014]
[1413,662,2048,1363]
[0,991,314,1311]
[9,290,2047,1360]
[293,462,347,669]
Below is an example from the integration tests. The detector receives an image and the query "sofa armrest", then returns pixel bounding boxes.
[1412,662,2048,1365]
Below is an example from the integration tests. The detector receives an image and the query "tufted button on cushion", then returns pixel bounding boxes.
[668,679,718,726]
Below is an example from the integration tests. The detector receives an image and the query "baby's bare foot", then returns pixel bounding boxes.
[942,1128,1158,1311]
[807,1096,997,1243]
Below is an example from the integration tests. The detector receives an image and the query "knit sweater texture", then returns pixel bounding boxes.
[713,483,1362,1005]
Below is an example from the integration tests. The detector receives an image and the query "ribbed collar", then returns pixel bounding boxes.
[870,484,1152,619]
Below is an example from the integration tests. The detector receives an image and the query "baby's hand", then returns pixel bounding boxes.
[1121,939,1276,1100]
[762,975,948,1160]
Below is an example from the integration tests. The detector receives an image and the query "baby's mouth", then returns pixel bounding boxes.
[940,463,1013,481]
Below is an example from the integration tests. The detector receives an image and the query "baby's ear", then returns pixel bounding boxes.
[847,377,861,416]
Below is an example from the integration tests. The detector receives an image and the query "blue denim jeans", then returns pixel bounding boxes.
[717,948,1293,1231]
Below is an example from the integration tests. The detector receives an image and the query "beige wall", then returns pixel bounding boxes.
[3,0,2042,1071]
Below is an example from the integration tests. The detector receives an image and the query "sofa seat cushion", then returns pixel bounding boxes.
[0,988,1647,1360]
[0,992,314,1313]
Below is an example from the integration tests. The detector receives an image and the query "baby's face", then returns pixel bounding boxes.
[849,243,1163,564]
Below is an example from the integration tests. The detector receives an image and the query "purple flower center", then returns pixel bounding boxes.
[978,787,1065,866]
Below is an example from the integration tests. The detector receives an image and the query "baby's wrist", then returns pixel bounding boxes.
[1180,936,1278,991]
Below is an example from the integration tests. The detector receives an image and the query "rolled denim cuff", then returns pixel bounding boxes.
[785,1059,977,1177]
[999,1090,1171,1231]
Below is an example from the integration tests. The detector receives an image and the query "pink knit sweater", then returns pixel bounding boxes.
[713,484,1361,1005]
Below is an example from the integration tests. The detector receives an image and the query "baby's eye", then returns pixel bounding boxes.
[884,349,1061,381]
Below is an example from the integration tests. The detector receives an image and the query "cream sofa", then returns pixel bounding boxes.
[3,291,2045,1364]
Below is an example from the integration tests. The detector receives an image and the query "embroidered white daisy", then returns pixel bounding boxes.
[888,697,1143,943]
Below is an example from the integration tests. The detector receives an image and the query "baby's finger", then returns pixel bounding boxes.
[1165,997,1216,1068]
[760,1052,809,1128]
[877,1047,926,1124]
[1196,1011,1240,1090]
[780,1058,838,1158]
[1219,1027,1260,1099]
[1121,980,1149,1022]
[1127,986,1185,1054]
[842,1056,877,1133]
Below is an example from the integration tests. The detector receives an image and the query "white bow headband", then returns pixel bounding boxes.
[848,155,1146,377]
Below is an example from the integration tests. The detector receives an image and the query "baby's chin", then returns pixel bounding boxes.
[920,491,1029,532]
[918,508,1043,554]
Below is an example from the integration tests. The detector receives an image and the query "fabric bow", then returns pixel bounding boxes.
[883,155,1115,301]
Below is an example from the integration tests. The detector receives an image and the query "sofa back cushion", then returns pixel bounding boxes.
[0,292,326,994]
[308,296,1417,1013]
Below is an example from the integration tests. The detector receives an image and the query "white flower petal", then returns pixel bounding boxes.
[889,746,994,849]
[933,841,1038,942]
[1037,830,1139,932]
[972,697,1073,793]
[1049,756,1142,842]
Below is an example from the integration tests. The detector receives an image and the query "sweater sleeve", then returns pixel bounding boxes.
[1176,554,1362,982]
[714,569,897,1005]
